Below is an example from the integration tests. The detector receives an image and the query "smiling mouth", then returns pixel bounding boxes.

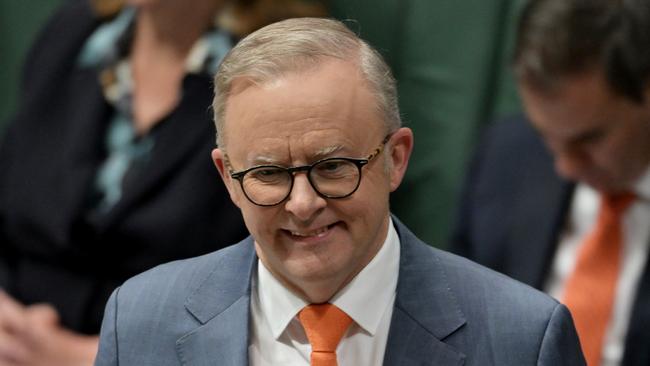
[285,223,338,238]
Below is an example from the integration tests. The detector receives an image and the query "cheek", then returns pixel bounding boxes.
[344,185,389,228]
[238,205,268,237]
[598,133,629,167]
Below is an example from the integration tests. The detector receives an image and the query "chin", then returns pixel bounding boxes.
[286,257,348,283]
[587,180,627,194]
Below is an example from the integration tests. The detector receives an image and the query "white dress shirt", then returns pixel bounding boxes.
[545,166,650,366]
[249,218,400,366]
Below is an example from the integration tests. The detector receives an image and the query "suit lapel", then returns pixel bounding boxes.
[384,219,466,366]
[36,67,109,245]
[176,240,257,366]
[8,6,107,248]
[176,237,257,366]
[98,74,215,228]
[61,66,111,192]
[505,133,574,288]
[622,247,650,365]
[175,296,250,366]
[384,308,465,366]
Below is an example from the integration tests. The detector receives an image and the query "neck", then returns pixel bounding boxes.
[295,280,350,304]
[258,216,391,304]
[131,1,222,63]
[127,1,224,131]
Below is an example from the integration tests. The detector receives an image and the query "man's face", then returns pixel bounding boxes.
[521,71,650,193]
[212,59,412,301]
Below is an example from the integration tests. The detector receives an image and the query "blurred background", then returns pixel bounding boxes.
[0,0,526,247]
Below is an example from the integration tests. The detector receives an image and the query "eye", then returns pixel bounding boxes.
[248,167,287,184]
[578,129,606,146]
[320,160,345,171]
[314,159,354,178]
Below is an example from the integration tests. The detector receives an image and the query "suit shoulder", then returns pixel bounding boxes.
[406,234,559,313]
[473,115,551,182]
[23,0,98,65]
[399,219,557,309]
[116,239,254,303]
[18,0,99,103]
[440,246,557,305]
[434,248,584,364]
[483,114,539,148]
[96,239,254,362]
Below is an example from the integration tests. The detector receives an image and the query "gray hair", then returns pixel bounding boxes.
[212,17,401,148]
[513,0,650,102]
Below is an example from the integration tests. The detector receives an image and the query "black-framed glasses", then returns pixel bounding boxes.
[223,134,392,206]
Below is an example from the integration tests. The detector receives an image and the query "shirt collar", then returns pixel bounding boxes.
[634,163,650,202]
[256,257,307,340]
[77,6,136,68]
[256,217,400,339]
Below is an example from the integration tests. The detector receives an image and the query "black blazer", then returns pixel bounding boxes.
[0,0,247,334]
[450,115,650,365]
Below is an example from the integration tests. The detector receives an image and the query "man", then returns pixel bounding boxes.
[95,18,584,365]
[452,0,650,365]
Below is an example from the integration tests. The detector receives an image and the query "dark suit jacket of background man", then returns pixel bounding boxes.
[451,114,650,366]
[0,0,247,334]
[95,218,584,366]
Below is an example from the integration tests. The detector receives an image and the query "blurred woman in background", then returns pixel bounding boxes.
[0,0,325,364]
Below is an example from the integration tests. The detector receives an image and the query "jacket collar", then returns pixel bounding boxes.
[383,217,467,365]
[176,238,256,366]
[505,146,574,288]
[176,218,468,365]
[93,74,216,230]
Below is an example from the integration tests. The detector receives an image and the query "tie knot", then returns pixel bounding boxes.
[298,303,352,353]
[602,192,635,216]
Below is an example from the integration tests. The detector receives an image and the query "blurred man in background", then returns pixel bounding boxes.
[452,0,650,365]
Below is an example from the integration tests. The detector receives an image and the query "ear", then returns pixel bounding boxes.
[211,148,242,208]
[387,127,414,192]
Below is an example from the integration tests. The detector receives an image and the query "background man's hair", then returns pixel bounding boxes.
[212,17,401,147]
[513,0,650,102]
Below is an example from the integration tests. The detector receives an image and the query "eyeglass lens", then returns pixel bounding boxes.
[241,158,361,205]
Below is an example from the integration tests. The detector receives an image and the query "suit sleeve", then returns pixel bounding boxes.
[95,288,120,366]
[537,303,585,366]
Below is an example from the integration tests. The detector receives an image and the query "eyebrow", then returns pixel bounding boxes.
[249,155,282,166]
[566,127,606,145]
[532,122,606,148]
[310,144,344,160]
[248,144,346,166]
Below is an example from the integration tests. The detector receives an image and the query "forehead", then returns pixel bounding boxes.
[521,71,629,136]
[222,58,384,160]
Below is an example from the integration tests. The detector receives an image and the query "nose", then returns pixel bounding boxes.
[554,149,588,182]
[284,173,327,221]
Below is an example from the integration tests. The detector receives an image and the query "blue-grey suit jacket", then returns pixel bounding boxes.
[451,115,650,365]
[95,218,585,365]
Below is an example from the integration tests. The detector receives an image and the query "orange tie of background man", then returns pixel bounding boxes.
[299,303,353,366]
[563,193,635,366]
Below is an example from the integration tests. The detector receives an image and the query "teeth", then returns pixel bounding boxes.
[290,226,329,237]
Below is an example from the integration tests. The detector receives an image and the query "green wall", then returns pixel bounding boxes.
[0,0,64,132]
[329,0,527,246]
[1,0,527,247]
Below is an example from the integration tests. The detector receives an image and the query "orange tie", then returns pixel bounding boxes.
[298,304,352,366]
[562,192,635,366]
